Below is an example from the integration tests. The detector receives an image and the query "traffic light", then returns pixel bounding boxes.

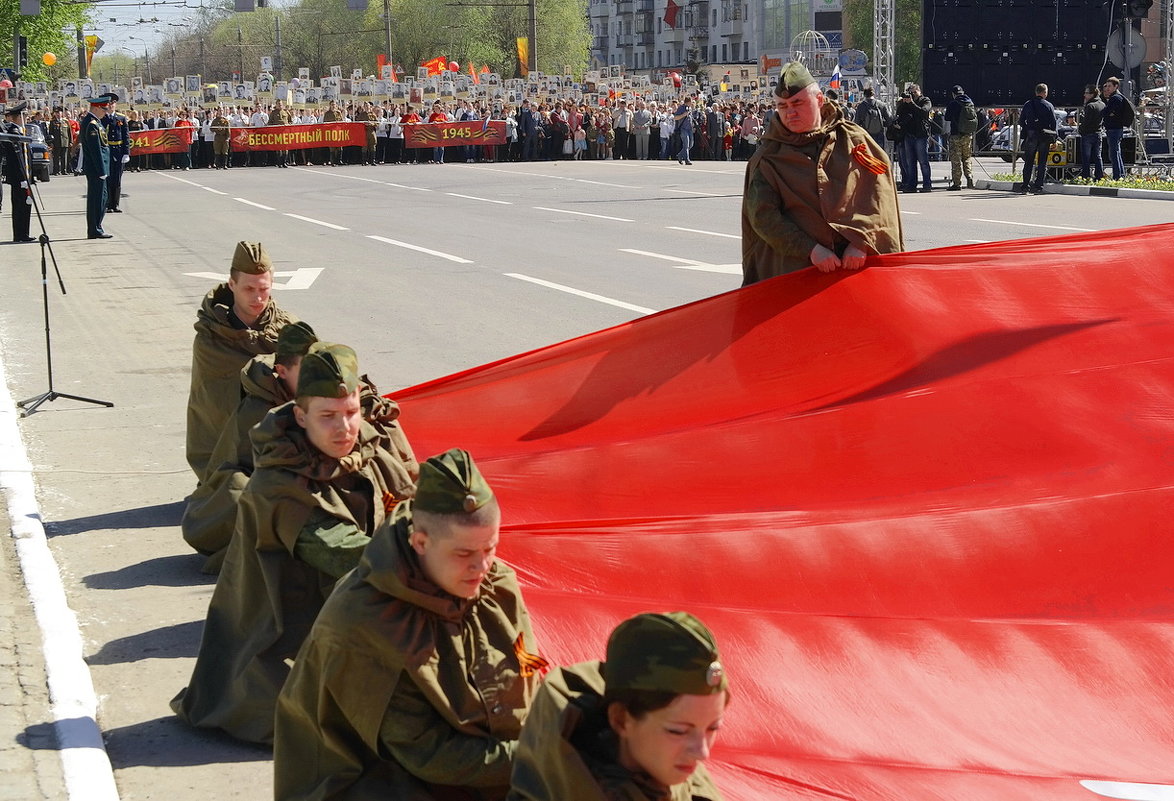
[17,36,28,68]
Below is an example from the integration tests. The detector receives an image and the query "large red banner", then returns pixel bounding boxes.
[392,223,1174,800]
[228,122,367,152]
[404,120,506,148]
[129,126,194,155]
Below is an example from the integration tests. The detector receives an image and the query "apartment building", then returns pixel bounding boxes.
[588,0,845,72]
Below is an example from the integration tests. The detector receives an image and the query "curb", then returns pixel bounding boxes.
[0,354,121,801]
[975,179,1174,201]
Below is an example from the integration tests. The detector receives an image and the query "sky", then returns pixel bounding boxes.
[85,0,295,59]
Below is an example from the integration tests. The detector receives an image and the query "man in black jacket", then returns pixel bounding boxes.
[1101,76,1132,180]
[896,84,933,192]
[1078,84,1105,181]
[1018,83,1057,194]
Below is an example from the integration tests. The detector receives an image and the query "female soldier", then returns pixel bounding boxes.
[510,611,728,801]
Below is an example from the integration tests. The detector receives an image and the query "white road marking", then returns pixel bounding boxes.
[471,165,640,189]
[234,197,275,210]
[161,174,205,188]
[0,356,121,801]
[533,206,634,222]
[505,273,657,314]
[292,167,431,191]
[620,248,742,275]
[446,192,511,205]
[901,210,922,215]
[202,187,228,195]
[970,217,1095,232]
[664,188,728,197]
[284,213,350,230]
[964,239,991,243]
[667,225,741,239]
[367,234,473,263]
[183,268,324,290]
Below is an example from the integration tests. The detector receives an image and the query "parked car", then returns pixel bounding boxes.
[25,123,51,183]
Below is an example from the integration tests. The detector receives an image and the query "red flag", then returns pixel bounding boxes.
[664,0,680,29]
[376,53,387,76]
[469,62,479,85]
[480,64,490,74]
[422,56,446,76]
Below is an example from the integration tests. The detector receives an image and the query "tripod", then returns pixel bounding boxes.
[0,130,113,417]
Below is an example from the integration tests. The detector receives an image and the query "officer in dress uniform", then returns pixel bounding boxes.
[1,102,36,243]
[79,94,113,239]
[103,94,131,213]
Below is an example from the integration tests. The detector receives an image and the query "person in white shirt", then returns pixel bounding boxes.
[386,105,404,164]
[199,112,215,168]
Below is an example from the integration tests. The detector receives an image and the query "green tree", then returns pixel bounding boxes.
[841,0,922,88]
[0,0,91,80]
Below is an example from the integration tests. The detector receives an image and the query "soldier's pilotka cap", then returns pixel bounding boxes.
[774,62,817,98]
[604,611,728,696]
[230,241,274,275]
[415,448,494,514]
[296,342,360,399]
[275,321,318,359]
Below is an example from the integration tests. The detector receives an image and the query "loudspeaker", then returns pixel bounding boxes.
[922,0,1113,107]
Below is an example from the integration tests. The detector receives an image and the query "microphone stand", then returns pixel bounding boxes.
[0,131,114,417]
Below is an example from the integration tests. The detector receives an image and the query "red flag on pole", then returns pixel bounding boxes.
[469,62,479,85]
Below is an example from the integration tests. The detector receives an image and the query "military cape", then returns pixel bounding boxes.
[508,663,722,801]
[172,402,416,745]
[273,502,541,800]
[741,102,903,285]
[185,283,296,479]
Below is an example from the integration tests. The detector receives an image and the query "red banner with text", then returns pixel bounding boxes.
[404,120,506,148]
[229,122,367,152]
[129,126,194,155]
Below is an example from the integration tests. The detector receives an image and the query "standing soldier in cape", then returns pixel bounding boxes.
[274,448,545,800]
[185,241,298,481]
[741,62,903,285]
[103,94,131,213]
[77,94,114,239]
[173,343,418,745]
[268,99,292,168]
[211,107,231,169]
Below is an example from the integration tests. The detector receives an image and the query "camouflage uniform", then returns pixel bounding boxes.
[741,103,904,286]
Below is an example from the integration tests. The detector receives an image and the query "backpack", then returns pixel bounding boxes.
[1120,95,1136,127]
[859,100,886,136]
[957,101,978,135]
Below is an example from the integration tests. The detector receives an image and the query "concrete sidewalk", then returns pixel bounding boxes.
[0,499,67,801]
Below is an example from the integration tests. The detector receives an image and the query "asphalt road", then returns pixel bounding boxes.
[0,155,1170,801]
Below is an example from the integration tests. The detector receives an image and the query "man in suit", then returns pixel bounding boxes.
[78,94,113,239]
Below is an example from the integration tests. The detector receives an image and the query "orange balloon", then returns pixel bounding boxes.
[42,52,57,67]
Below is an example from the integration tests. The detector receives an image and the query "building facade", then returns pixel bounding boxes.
[588,0,844,72]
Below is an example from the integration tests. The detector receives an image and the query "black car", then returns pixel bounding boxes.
[25,123,51,182]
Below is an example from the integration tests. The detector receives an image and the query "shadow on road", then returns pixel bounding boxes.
[87,619,203,665]
[102,716,271,768]
[84,553,215,590]
[46,501,185,537]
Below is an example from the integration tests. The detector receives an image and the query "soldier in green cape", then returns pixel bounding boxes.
[186,241,298,480]
[509,612,729,801]
[274,448,544,800]
[741,62,903,285]
[172,343,418,745]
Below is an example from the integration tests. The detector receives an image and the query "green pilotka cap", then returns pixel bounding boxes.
[296,342,360,399]
[275,321,318,359]
[231,241,274,275]
[775,62,816,98]
[604,612,728,696]
[415,448,494,514]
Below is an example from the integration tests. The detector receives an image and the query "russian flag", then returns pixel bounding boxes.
[830,62,841,90]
